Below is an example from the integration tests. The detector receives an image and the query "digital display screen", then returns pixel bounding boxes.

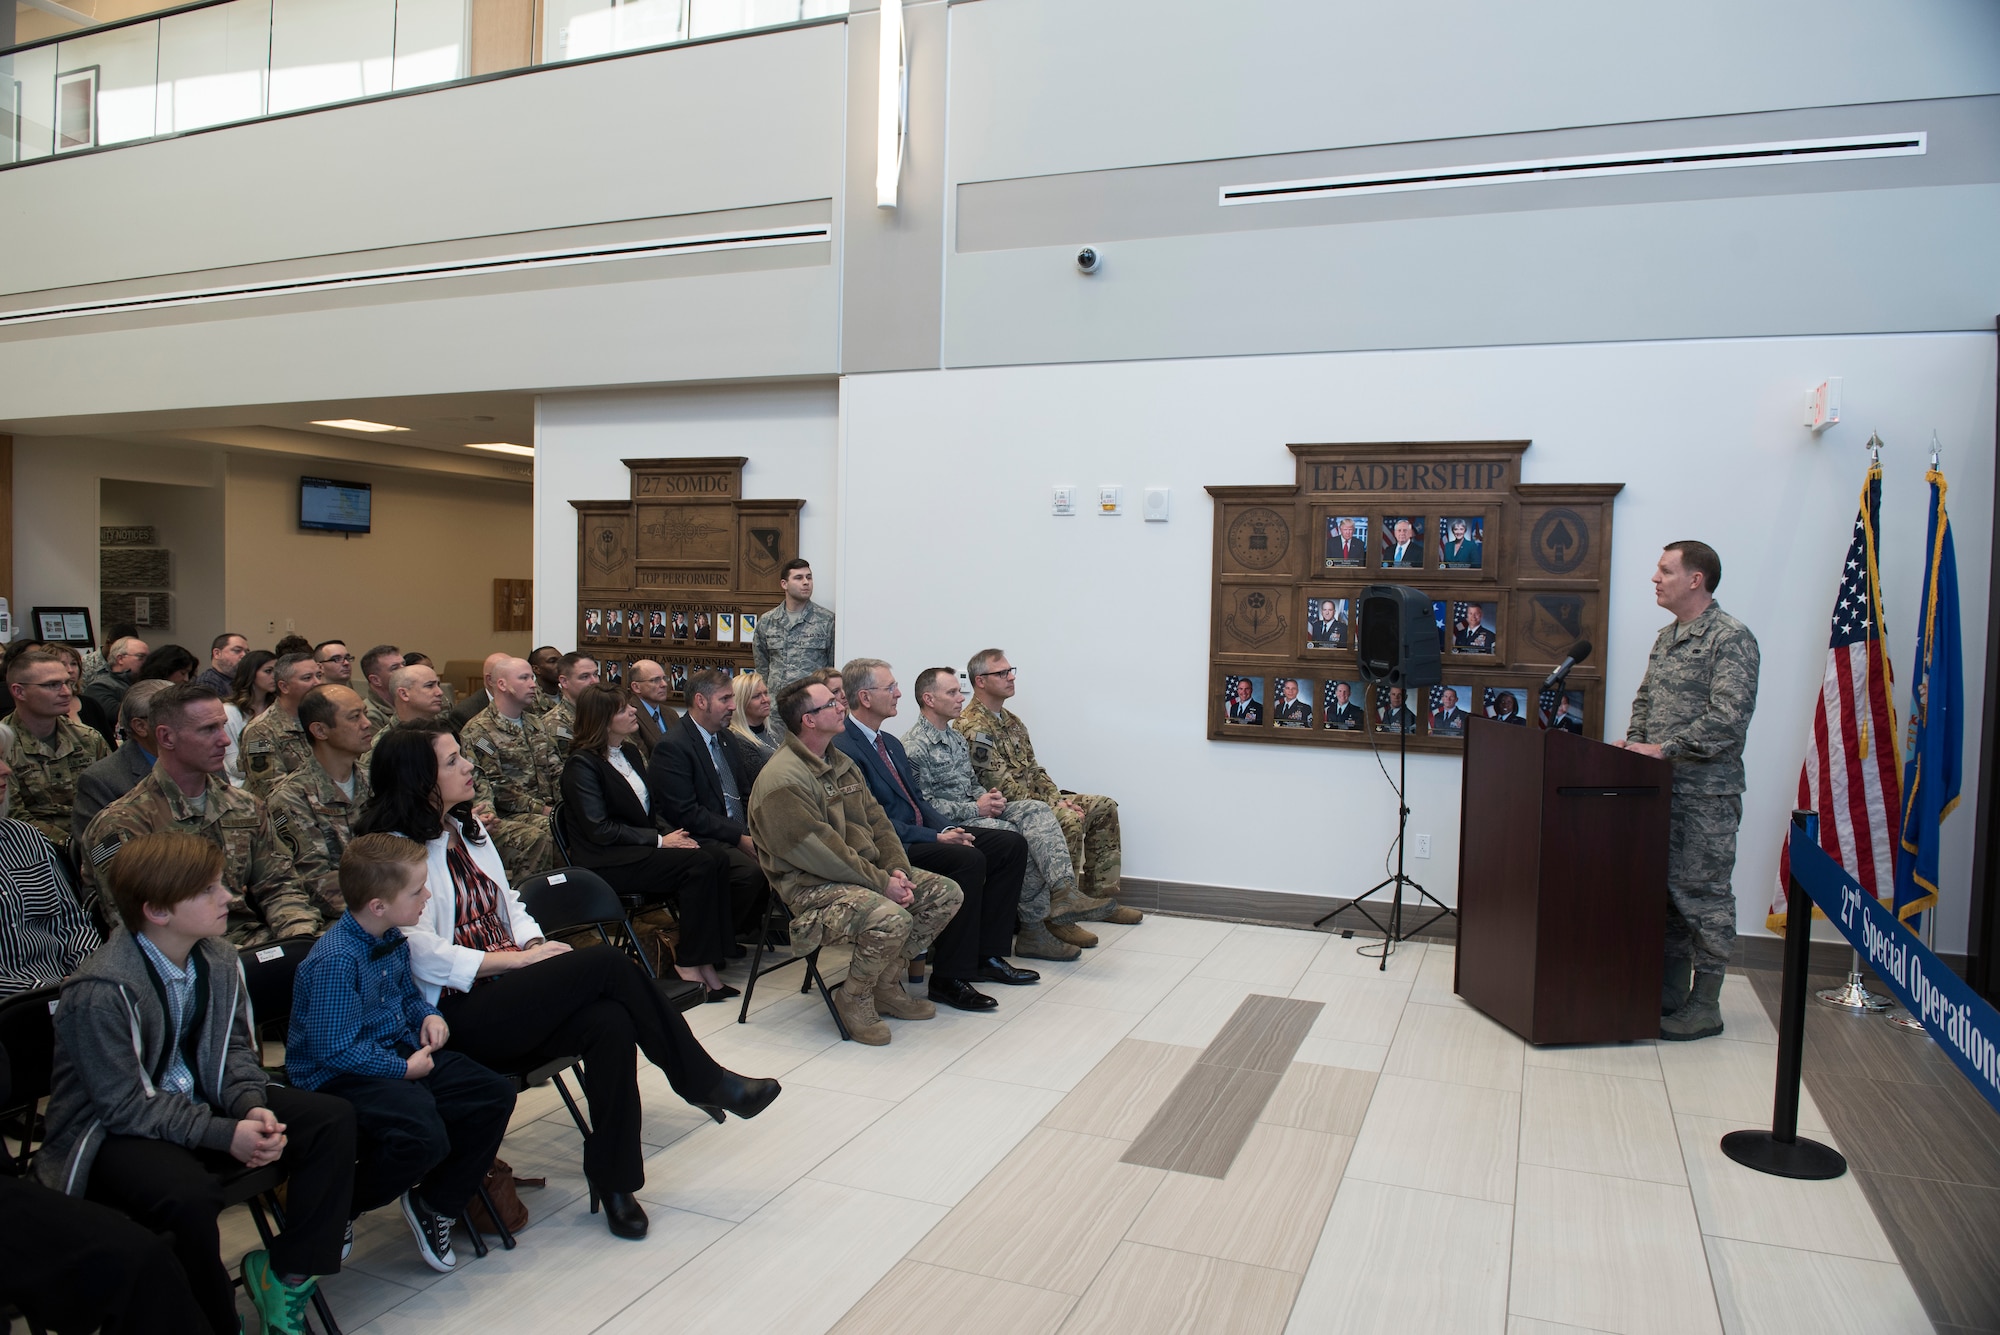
[300,476,372,533]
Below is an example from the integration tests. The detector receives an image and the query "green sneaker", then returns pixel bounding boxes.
[241,1249,316,1335]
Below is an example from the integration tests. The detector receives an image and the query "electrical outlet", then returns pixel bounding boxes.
[1413,834,1432,859]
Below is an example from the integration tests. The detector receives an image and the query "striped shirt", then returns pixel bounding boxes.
[0,818,101,997]
[134,931,198,1098]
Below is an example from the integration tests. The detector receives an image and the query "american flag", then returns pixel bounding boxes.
[1771,462,1901,928]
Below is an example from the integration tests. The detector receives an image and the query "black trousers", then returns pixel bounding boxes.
[590,843,734,966]
[907,827,1028,978]
[85,1084,355,1335]
[0,1176,210,1335]
[436,946,727,1193]
[704,839,770,936]
[319,1050,517,1218]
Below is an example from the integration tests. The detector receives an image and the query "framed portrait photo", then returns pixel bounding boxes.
[1379,515,1424,569]
[1322,679,1365,730]
[583,608,603,637]
[648,609,668,639]
[1323,513,1369,568]
[1373,683,1419,734]
[1437,515,1485,570]
[605,608,625,638]
[1221,673,1265,726]
[603,660,625,684]
[1271,676,1314,728]
[1305,595,1349,650]
[1482,686,1531,726]
[1425,684,1474,738]
[671,609,690,641]
[1543,686,1586,734]
[1449,600,1500,655]
[670,662,690,694]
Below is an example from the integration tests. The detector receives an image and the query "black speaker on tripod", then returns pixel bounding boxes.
[1356,584,1441,688]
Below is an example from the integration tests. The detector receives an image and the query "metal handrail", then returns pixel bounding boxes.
[4,0,243,59]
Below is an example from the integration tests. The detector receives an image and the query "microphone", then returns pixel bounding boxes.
[1541,640,1593,689]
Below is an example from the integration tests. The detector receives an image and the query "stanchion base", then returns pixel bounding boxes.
[1814,979,1889,1012]
[1883,1011,1931,1036]
[1720,1129,1847,1180]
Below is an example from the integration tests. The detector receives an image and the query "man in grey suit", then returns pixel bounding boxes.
[69,680,172,842]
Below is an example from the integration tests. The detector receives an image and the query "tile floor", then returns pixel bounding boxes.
[187,916,1950,1335]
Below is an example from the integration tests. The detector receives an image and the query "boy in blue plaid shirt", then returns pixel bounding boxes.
[287,834,515,1272]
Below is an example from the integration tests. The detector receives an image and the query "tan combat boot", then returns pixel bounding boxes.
[1015,919,1082,961]
[1047,883,1116,925]
[1100,903,1144,925]
[1048,921,1098,949]
[834,979,892,1045]
[874,967,937,1021]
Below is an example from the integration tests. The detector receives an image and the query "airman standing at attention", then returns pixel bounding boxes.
[752,559,836,700]
[461,655,562,884]
[532,653,599,762]
[955,648,1140,949]
[238,652,323,799]
[4,646,111,847]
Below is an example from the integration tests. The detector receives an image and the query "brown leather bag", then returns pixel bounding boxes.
[466,1157,542,1234]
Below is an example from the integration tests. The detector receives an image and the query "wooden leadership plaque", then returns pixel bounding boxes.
[571,457,803,701]
[1207,441,1621,752]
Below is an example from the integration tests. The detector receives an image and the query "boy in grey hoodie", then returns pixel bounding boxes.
[35,830,354,1335]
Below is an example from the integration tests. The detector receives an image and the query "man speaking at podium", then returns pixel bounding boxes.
[1614,540,1760,1042]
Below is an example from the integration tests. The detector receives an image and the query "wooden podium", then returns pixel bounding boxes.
[1455,716,1673,1045]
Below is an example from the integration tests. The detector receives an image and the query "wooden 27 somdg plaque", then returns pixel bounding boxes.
[1206,441,1621,753]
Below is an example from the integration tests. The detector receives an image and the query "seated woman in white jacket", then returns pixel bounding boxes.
[353,724,780,1241]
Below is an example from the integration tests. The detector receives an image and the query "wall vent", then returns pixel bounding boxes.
[0,223,833,326]
[1219,132,1925,207]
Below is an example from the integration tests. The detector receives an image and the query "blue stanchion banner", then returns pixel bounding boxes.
[1790,828,2000,1117]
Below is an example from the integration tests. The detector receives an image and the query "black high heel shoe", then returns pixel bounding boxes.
[601,1190,649,1239]
[693,1071,782,1124]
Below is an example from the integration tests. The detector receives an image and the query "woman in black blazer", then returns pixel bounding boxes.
[560,684,740,1000]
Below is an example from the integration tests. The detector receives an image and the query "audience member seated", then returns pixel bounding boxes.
[138,643,200,686]
[223,649,279,786]
[388,662,449,729]
[746,679,965,1046]
[286,834,515,1274]
[359,644,405,735]
[274,632,314,659]
[241,652,324,799]
[401,651,453,709]
[534,652,599,761]
[627,659,678,758]
[461,654,561,884]
[562,684,739,999]
[314,640,355,687]
[731,671,779,759]
[194,632,249,698]
[0,1047,212,1335]
[4,645,110,847]
[834,659,1034,1006]
[903,666,1113,962]
[0,726,102,996]
[51,643,90,724]
[527,645,565,716]
[958,648,1141,945]
[71,679,174,842]
[647,669,769,949]
[36,830,357,1335]
[80,684,323,945]
[267,685,376,921]
[354,725,780,1239]
[83,635,149,737]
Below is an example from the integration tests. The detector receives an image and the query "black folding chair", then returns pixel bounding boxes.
[516,867,704,1012]
[547,799,573,866]
[0,985,60,1175]
[735,885,849,1041]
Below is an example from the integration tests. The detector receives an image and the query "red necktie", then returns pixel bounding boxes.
[875,735,924,827]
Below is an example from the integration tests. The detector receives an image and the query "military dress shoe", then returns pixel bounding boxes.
[694,1071,782,1123]
[928,977,999,1011]
[601,1190,649,1240]
[977,957,1039,986]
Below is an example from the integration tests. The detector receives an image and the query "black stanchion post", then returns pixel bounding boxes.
[1721,809,1848,1179]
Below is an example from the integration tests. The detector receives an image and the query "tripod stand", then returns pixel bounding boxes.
[1313,696,1455,970]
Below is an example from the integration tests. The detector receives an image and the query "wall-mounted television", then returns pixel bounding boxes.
[300,476,372,533]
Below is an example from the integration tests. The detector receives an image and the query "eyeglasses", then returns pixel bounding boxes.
[19,678,71,691]
[320,653,355,664]
[802,700,842,716]
[973,667,1017,680]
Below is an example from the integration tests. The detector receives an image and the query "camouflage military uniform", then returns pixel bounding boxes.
[363,690,397,738]
[747,736,961,987]
[752,601,836,695]
[239,707,314,800]
[533,697,577,762]
[462,706,560,884]
[956,700,1122,901]
[900,714,1072,923]
[266,757,374,920]
[4,715,109,847]
[79,768,323,946]
[528,685,563,717]
[1627,600,1761,975]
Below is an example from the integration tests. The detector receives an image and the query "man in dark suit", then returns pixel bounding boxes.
[1430,688,1467,738]
[69,679,170,842]
[1307,599,1347,647]
[1325,516,1365,566]
[646,668,768,947]
[1384,517,1422,567]
[1554,692,1585,733]
[1224,677,1261,724]
[628,659,678,760]
[1325,681,1363,730]
[1454,603,1496,654]
[834,658,1035,1011]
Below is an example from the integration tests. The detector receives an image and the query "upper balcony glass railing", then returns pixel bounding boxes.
[0,0,845,166]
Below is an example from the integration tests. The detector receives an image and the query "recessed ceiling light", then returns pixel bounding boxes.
[467,442,535,457]
[310,418,409,433]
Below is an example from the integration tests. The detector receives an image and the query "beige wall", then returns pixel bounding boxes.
[224,452,532,666]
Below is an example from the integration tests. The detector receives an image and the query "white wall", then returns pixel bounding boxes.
[533,380,842,643]
[834,333,1996,951]
[99,477,228,653]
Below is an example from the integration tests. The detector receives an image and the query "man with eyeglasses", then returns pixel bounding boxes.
[4,647,111,847]
[313,640,356,687]
[240,653,324,799]
[82,635,149,732]
[956,649,1140,948]
[752,559,836,700]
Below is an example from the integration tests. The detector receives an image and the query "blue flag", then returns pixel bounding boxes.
[1894,467,1964,928]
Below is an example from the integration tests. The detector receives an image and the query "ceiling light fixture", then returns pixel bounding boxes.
[310,418,409,433]
[467,442,536,457]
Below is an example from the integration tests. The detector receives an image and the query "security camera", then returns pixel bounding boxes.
[1075,246,1102,275]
